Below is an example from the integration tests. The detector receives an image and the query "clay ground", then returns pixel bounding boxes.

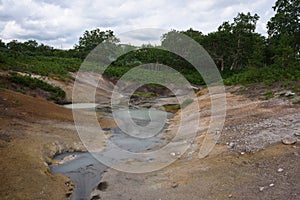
[0,86,299,199]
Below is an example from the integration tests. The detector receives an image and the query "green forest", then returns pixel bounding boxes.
[0,0,299,87]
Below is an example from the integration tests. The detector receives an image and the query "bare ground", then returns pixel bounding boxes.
[0,84,300,199]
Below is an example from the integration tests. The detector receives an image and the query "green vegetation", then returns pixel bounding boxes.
[0,0,299,93]
[264,90,274,100]
[0,52,81,79]
[293,100,300,105]
[74,28,119,59]
[163,104,181,113]
[8,73,66,102]
[163,98,194,113]
[223,65,300,86]
[133,91,158,98]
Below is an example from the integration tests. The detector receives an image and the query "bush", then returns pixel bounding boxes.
[224,65,300,86]
[8,74,66,102]
[0,52,81,79]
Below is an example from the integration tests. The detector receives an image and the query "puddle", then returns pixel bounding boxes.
[50,108,173,199]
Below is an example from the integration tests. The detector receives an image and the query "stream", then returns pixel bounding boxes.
[50,104,174,200]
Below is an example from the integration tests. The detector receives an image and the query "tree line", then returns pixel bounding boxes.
[0,0,299,85]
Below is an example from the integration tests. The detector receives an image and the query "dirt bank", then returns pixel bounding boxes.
[0,85,299,199]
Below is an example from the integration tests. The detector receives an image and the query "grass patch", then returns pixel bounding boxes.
[163,104,181,113]
[133,91,157,98]
[0,52,81,79]
[163,98,194,113]
[224,65,300,86]
[264,90,274,100]
[8,73,66,102]
[293,100,300,105]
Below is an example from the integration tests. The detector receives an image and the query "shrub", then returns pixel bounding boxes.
[8,74,66,102]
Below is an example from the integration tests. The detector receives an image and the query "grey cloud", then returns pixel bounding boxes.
[0,0,277,49]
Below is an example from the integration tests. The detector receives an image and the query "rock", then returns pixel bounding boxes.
[91,195,101,200]
[147,158,155,162]
[0,134,11,142]
[170,152,176,156]
[240,152,245,155]
[259,187,265,192]
[58,154,77,164]
[282,137,297,145]
[284,91,295,97]
[171,183,178,188]
[294,132,300,137]
[65,181,71,186]
[228,142,235,149]
[269,183,275,187]
[277,168,284,173]
[65,191,72,198]
[97,181,108,191]
[228,194,233,198]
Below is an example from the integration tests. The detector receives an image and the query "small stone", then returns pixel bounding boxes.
[65,192,72,198]
[228,142,235,149]
[269,183,275,187]
[294,133,300,137]
[277,168,284,173]
[259,187,265,192]
[97,181,108,191]
[170,152,176,156]
[282,137,297,145]
[228,194,233,198]
[171,183,178,188]
[240,152,245,155]
[91,195,101,200]
[285,92,295,97]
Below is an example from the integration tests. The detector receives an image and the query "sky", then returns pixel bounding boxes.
[0,0,277,49]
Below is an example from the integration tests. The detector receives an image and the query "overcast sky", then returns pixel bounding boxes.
[0,0,277,49]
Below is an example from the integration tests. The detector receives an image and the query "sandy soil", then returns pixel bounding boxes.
[0,83,299,199]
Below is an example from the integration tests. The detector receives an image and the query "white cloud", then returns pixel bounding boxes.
[0,0,277,48]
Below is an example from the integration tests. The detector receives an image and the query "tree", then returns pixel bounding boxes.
[7,40,24,56]
[182,28,204,44]
[267,0,300,39]
[74,28,119,59]
[201,22,233,71]
[230,12,260,70]
[0,39,6,49]
[23,40,38,52]
[199,13,263,71]
[267,0,300,66]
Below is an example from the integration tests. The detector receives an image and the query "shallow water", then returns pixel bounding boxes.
[50,108,173,200]
[63,103,99,110]
[50,152,107,200]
